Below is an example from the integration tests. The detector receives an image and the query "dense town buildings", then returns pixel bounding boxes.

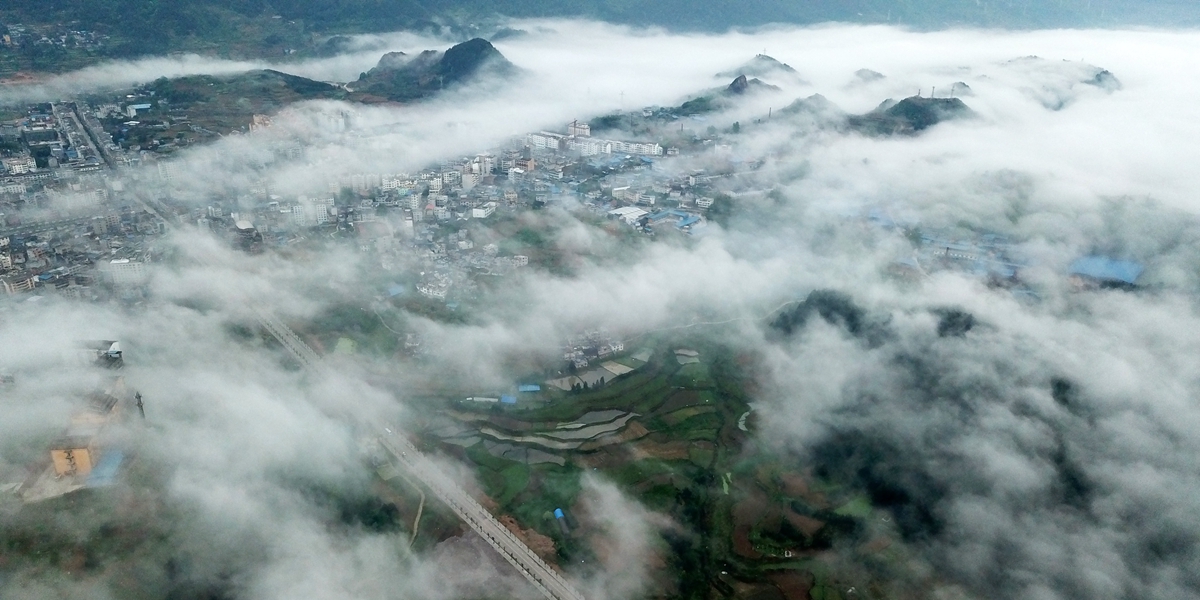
[0,97,1074,307]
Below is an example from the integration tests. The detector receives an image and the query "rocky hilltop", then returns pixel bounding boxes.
[848,96,974,135]
[717,54,805,83]
[351,38,517,103]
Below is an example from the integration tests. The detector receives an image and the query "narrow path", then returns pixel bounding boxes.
[395,468,426,548]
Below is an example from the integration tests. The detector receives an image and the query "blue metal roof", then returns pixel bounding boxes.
[649,209,691,223]
[554,508,565,519]
[990,263,1017,278]
[517,384,541,392]
[87,450,124,487]
[867,209,896,229]
[1069,256,1144,284]
[500,395,517,404]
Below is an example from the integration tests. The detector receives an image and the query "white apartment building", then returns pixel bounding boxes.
[566,137,611,157]
[568,121,591,137]
[312,199,334,225]
[527,131,565,151]
[1,274,34,294]
[287,205,308,226]
[2,156,36,175]
[475,154,495,174]
[565,137,662,157]
[157,160,180,183]
[471,202,496,219]
[417,282,448,299]
[295,196,335,225]
[103,259,147,287]
[610,140,664,156]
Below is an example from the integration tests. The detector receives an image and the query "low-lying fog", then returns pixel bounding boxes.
[2,19,1199,600]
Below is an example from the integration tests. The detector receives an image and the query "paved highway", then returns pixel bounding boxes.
[251,307,323,369]
[250,292,585,600]
[379,432,586,600]
[144,204,583,599]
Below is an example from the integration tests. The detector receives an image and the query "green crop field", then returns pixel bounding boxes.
[515,363,673,421]
[661,405,717,426]
[833,495,872,518]
[494,463,531,505]
[507,464,583,539]
[671,361,714,388]
[416,336,895,598]
[688,444,715,467]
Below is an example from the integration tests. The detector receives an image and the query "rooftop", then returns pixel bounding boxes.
[1069,256,1144,285]
[87,450,124,487]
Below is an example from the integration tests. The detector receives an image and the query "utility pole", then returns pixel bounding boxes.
[135,392,145,420]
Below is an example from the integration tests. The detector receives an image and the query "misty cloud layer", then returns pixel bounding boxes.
[4,19,1200,600]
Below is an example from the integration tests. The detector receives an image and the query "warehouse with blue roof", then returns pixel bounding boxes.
[1069,256,1144,287]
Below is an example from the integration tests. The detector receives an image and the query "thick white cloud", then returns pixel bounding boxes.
[4,19,1200,600]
